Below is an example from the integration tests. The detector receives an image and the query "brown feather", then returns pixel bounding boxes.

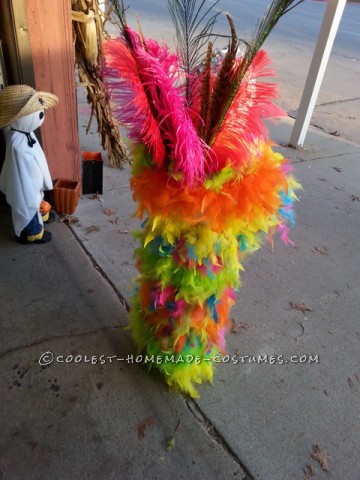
[198,41,213,138]
[204,15,238,144]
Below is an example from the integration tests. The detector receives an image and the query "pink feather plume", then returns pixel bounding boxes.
[103,28,207,185]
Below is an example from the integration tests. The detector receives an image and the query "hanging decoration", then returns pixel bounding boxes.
[72,0,127,167]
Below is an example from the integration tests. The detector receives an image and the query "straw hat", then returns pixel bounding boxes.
[0,84,59,129]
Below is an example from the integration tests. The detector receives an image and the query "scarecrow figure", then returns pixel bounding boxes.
[0,85,58,244]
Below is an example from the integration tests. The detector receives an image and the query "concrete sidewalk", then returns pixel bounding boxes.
[0,200,244,479]
[1,101,359,479]
[74,99,360,479]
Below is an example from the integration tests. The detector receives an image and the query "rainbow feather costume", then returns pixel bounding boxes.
[104,0,302,397]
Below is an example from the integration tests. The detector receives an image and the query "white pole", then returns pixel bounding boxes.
[289,0,347,148]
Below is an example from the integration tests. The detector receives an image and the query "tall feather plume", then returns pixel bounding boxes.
[210,50,286,172]
[206,0,304,146]
[104,0,304,182]
[109,0,127,32]
[103,37,167,165]
[104,2,208,185]
[203,14,238,143]
[198,41,213,137]
[105,1,169,164]
[168,0,220,106]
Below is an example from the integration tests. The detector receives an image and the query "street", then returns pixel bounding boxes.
[113,0,360,144]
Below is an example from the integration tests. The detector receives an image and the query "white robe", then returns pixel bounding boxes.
[0,111,53,236]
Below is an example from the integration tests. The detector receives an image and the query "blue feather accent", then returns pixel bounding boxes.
[207,294,218,323]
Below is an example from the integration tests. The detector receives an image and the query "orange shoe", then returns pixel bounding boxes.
[40,200,55,223]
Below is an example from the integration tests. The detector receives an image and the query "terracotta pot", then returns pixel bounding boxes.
[53,179,81,215]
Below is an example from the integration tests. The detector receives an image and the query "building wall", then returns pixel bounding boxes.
[1,0,80,181]
[25,0,80,182]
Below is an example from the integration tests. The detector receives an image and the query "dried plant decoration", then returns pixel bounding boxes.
[71,0,127,167]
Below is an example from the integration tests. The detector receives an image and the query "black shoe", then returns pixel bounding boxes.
[16,230,52,244]
[43,211,56,224]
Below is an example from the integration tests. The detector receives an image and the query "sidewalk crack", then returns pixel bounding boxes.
[66,224,131,312]
[292,151,356,164]
[0,325,123,360]
[333,52,359,62]
[287,113,360,145]
[316,97,360,108]
[185,398,254,480]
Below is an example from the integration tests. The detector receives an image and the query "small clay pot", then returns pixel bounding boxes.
[53,179,81,215]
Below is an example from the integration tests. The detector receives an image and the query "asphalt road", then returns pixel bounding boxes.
[113,0,360,145]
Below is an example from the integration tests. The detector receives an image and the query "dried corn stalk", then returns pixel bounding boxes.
[72,0,127,167]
